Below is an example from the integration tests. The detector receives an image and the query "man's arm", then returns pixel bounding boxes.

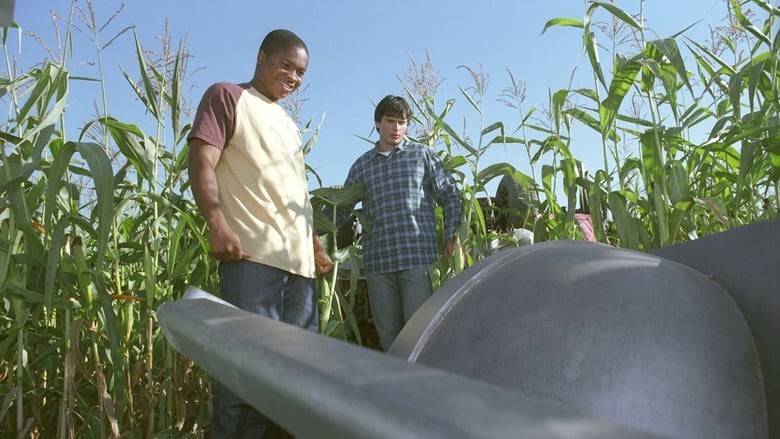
[428,152,463,260]
[188,138,248,262]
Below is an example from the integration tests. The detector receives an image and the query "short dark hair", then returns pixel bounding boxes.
[374,95,411,123]
[259,29,308,57]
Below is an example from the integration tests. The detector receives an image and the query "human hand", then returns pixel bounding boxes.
[314,245,333,275]
[444,239,455,260]
[444,239,468,271]
[208,223,249,262]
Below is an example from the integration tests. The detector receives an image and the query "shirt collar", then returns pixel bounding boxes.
[374,140,407,156]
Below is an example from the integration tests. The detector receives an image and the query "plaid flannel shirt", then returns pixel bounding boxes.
[340,141,462,273]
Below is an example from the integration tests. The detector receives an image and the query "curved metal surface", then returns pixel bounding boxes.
[652,219,779,438]
[158,288,666,439]
[389,240,767,439]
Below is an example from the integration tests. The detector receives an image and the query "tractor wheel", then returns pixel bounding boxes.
[494,174,537,231]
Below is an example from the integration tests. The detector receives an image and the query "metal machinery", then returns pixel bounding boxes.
[158,219,778,438]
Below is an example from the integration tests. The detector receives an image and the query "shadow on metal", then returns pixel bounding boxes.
[158,288,663,439]
[389,225,774,439]
[652,218,779,438]
[158,220,776,439]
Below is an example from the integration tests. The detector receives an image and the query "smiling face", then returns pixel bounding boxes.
[252,45,308,102]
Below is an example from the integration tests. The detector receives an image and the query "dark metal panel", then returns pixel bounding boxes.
[652,219,779,438]
[0,0,14,27]
[158,288,664,439]
[390,241,767,439]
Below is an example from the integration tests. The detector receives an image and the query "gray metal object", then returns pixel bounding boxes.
[389,240,768,439]
[652,219,779,438]
[157,289,664,439]
[0,0,14,27]
[159,221,777,438]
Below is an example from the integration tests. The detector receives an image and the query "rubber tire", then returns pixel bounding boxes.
[494,174,537,231]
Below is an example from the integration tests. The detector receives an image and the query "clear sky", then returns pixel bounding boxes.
[8,0,729,193]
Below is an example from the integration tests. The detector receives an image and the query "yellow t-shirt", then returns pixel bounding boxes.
[189,82,315,278]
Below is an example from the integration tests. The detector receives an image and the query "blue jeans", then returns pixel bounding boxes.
[210,260,317,439]
[366,267,433,351]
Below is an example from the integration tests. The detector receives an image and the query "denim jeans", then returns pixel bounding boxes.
[210,260,317,439]
[366,267,433,351]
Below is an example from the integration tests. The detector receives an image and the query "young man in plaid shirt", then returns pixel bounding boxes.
[340,95,462,350]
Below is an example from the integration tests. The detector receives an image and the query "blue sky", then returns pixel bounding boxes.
[8,0,729,193]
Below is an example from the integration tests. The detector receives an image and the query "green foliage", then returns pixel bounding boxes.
[534,0,779,249]
[1,2,213,436]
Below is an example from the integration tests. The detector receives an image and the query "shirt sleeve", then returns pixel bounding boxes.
[188,82,243,150]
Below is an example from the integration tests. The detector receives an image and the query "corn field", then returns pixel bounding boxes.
[1,0,778,437]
